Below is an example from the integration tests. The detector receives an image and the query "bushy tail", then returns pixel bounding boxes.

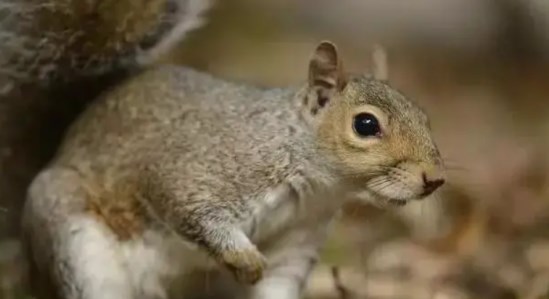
[0,0,212,91]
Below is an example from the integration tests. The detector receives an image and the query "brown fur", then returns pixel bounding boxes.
[0,0,212,85]
[83,177,146,241]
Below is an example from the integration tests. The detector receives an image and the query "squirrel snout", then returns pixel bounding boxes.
[421,170,445,196]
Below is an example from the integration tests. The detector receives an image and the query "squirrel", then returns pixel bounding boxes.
[21,38,446,299]
[0,0,444,298]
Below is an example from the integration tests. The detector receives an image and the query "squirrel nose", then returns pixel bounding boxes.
[421,172,445,196]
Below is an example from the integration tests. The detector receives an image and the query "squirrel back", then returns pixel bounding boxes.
[55,65,315,206]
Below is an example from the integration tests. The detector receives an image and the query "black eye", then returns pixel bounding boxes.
[353,113,381,137]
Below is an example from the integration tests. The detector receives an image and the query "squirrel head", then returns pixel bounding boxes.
[300,41,445,205]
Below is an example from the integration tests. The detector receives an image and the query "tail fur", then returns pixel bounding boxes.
[0,0,212,91]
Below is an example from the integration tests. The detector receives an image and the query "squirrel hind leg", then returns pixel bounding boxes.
[22,168,137,299]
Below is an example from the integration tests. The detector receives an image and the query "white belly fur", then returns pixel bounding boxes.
[107,184,331,299]
[116,230,206,297]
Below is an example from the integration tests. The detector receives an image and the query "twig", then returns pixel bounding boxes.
[331,266,361,299]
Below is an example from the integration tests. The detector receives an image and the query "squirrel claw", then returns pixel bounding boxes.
[219,248,267,284]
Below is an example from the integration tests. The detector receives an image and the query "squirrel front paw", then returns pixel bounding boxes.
[219,247,267,284]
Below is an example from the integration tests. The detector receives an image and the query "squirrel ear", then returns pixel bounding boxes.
[308,41,347,92]
[372,44,389,81]
[305,41,347,115]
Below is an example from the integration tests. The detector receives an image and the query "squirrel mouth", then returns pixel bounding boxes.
[358,188,413,207]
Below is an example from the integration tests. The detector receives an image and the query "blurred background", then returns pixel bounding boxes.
[3,0,549,298]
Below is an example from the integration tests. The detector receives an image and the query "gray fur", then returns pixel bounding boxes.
[22,45,444,299]
[0,0,212,90]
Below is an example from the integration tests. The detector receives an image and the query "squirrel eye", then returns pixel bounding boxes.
[353,113,381,137]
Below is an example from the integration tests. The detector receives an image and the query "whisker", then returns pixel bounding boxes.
[387,167,414,179]
[442,159,471,170]
[420,195,425,222]
[444,180,488,189]
[369,184,396,196]
[367,179,394,190]
[367,176,391,185]
[368,198,389,209]
[444,167,470,173]
[443,162,469,169]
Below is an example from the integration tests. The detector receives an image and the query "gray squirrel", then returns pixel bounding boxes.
[2,1,445,299]
[22,40,445,298]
